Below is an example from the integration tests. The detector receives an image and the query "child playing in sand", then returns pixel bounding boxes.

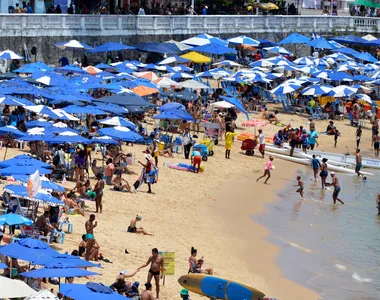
[294,176,304,198]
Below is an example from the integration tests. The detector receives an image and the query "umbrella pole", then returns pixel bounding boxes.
[9,259,12,279]
[3,145,8,161]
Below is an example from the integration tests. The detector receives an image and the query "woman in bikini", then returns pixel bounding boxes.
[94,173,104,213]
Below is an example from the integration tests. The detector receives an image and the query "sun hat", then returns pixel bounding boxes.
[136,215,142,220]
[120,270,127,275]
[180,289,189,296]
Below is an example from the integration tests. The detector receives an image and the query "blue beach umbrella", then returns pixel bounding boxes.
[159,102,186,111]
[20,263,100,278]
[263,46,293,55]
[227,35,260,46]
[307,38,337,50]
[329,85,357,97]
[34,254,100,268]
[301,84,332,96]
[327,72,353,81]
[90,136,118,145]
[99,117,136,129]
[24,105,63,119]
[14,62,53,73]
[160,40,193,52]
[152,110,194,121]
[32,71,70,86]
[4,185,64,206]
[55,65,87,75]
[192,44,237,55]
[293,57,314,66]
[0,95,33,106]
[60,282,130,300]
[0,164,52,175]
[279,33,311,45]
[25,120,52,128]
[0,237,60,262]
[331,47,359,56]
[88,42,135,53]
[96,94,153,107]
[44,131,90,144]
[219,96,249,119]
[170,72,194,80]
[270,82,302,95]
[0,126,25,137]
[0,50,23,60]
[257,38,278,48]
[0,213,33,226]
[0,262,7,269]
[12,175,65,192]
[99,126,143,142]
[330,35,368,44]
[134,42,176,54]
[170,65,193,72]
[95,63,117,72]
[94,103,129,115]
[353,52,378,63]
[62,105,107,115]
[326,53,353,61]
[0,156,51,168]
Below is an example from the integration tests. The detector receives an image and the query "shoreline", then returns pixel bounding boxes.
[210,158,320,300]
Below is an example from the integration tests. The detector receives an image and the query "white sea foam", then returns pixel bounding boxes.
[335,264,347,271]
[287,241,314,253]
[352,272,372,283]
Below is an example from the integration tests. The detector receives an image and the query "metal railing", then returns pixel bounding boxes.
[0,14,378,37]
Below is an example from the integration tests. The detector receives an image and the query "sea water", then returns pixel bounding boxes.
[254,169,380,300]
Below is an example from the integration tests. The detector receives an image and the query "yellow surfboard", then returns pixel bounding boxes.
[178,274,266,300]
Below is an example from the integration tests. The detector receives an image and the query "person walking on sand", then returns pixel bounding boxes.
[295,176,304,198]
[308,128,319,150]
[225,129,238,159]
[374,134,380,157]
[138,248,164,300]
[256,156,274,184]
[356,126,362,149]
[320,158,328,189]
[94,173,104,213]
[85,214,97,261]
[258,129,265,158]
[355,149,363,176]
[328,172,344,204]
[311,154,321,181]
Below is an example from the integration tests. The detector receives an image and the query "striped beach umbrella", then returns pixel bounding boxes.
[301,84,332,96]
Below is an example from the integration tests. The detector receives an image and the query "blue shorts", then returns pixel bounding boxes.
[333,186,341,198]
[85,233,94,240]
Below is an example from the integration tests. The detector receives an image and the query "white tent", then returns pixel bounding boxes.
[0,276,38,298]
[180,79,210,89]
[212,101,235,109]
[25,289,59,300]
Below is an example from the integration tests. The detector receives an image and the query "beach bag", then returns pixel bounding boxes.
[53,153,60,166]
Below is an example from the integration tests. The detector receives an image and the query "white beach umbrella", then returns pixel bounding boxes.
[213,60,242,67]
[25,289,58,300]
[0,276,37,298]
[52,109,79,121]
[54,40,92,50]
[293,57,315,66]
[153,77,181,88]
[180,79,210,89]
[162,39,193,52]
[227,35,260,46]
[329,85,357,97]
[356,93,373,103]
[212,100,235,108]
[0,50,23,60]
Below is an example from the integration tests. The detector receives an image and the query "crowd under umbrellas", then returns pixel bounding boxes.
[0,32,380,299]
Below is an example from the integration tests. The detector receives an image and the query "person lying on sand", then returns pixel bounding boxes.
[262,110,279,124]
[113,173,132,193]
[127,215,153,236]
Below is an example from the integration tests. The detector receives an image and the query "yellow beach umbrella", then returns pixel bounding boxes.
[180,51,211,64]
[259,3,279,10]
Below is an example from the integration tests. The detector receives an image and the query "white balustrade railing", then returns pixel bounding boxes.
[0,14,379,37]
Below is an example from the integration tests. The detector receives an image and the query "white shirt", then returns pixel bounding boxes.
[258,132,265,145]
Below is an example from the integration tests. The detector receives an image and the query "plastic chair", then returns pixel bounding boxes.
[58,221,73,234]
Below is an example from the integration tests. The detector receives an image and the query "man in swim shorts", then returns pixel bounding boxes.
[138,248,164,299]
[294,176,304,198]
[355,148,363,176]
[85,214,97,261]
[191,150,202,173]
[329,172,344,205]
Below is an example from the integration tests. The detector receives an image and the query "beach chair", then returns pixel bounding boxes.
[314,106,329,120]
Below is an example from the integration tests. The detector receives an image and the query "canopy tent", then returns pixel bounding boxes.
[180,52,211,63]
[0,276,38,298]
[219,96,249,119]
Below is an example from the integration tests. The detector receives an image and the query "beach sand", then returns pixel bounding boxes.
[1,106,376,299]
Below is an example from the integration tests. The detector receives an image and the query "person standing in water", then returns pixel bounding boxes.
[355,149,363,176]
[376,193,380,215]
[256,156,274,184]
[138,248,164,300]
[311,155,321,181]
[328,172,344,204]
[320,158,328,189]
[294,176,304,198]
